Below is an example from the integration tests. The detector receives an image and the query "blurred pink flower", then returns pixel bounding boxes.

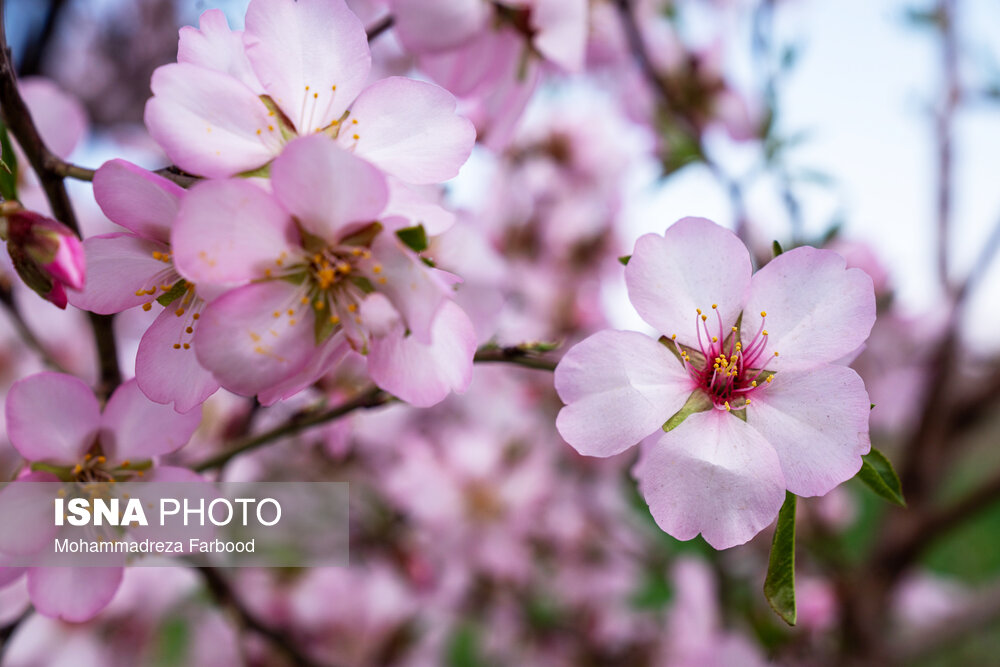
[0,373,201,621]
[171,135,475,407]
[145,0,474,182]
[555,217,876,548]
[68,160,219,412]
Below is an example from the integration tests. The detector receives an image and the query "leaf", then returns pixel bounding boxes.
[395,224,428,253]
[772,240,784,257]
[662,390,712,432]
[618,255,631,266]
[0,122,19,202]
[446,622,485,667]
[764,491,797,626]
[856,447,906,507]
[156,280,188,307]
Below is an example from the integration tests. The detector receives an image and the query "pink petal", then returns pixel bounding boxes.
[625,217,752,348]
[67,233,176,315]
[5,372,100,464]
[367,300,475,407]
[270,135,388,242]
[366,231,450,343]
[100,379,201,461]
[257,334,350,407]
[384,179,455,236]
[743,247,876,371]
[28,567,123,622]
[0,472,61,557]
[144,63,281,178]
[387,0,490,53]
[634,410,786,549]
[340,77,476,184]
[172,179,299,285]
[193,281,318,397]
[748,364,871,497]
[555,330,694,458]
[20,77,86,159]
[243,0,371,133]
[92,159,185,242]
[0,567,25,587]
[135,305,220,413]
[178,9,263,93]
[530,0,587,72]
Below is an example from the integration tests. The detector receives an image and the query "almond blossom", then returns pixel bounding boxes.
[68,160,218,412]
[144,0,474,187]
[171,134,475,407]
[0,372,202,621]
[554,217,876,548]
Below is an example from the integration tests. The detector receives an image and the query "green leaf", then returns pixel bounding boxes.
[662,391,712,432]
[446,622,485,667]
[156,280,188,307]
[856,447,906,507]
[0,121,19,202]
[237,162,271,179]
[396,224,428,253]
[772,240,784,257]
[618,255,631,266]
[764,491,797,626]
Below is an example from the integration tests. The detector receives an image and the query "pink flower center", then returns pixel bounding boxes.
[135,250,204,352]
[671,305,778,411]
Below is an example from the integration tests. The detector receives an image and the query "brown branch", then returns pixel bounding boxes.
[199,567,336,667]
[890,580,1000,663]
[365,15,394,42]
[0,0,121,397]
[935,0,959,289]
[473,344,559,372]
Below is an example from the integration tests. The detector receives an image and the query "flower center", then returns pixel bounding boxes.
[670,306,777,412]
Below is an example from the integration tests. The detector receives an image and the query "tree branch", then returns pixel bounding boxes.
[0,0,121,397]
[199,567,335,667]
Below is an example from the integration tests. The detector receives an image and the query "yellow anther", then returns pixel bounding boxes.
[372,264,382,274]
[760,311,767,317]
[136,470,144,477]
[696,308,702,314]
[268,125,274,131]
[347,303,357,313]
[186,327,194,334]
[712,304,717,309]
[762,330,769,336]
[173,343,181,349]
[377,277,387,284]
[332,85,337,90]
[143,303,152,311]
[305,85,310,91]
[351,248,362,256]
[352,119,358,124]
[175,308,185,316]
[313,93,318,99]
[701,315,707,322]
[264,268,272,277]
[711,336,718,342]
[724,401,731,411]
[192,313,200,320]
[314,301,325,310]
[300,297,309,305]
[354,316,362,324]
[288,319,296,326]
[329,315,340,325]
[766,375,774,383]
[73,464,82,474]
[287,309,294,316]
[745,398,752,405]
[337,262,351,274]
[671,334,677,340]
[352,133,360,140]
[183,343,191,349]
[774,351,779,357]
[96,456,106,464]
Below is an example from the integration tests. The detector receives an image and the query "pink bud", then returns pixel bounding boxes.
[3,209,86,307]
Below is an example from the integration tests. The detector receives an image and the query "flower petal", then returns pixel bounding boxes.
[28,567,123,622]
[100,379,201,461]
[387,0,490,53]
[743,247,876,371]
[193,281,318,397]
[67,233,176,315]
[144,63,281,178]
[21,78,86,160]
[367,300,475,407]
[135,305,220,413]
[748,364,871,497]
[555,330,694,458]
[530,0,587,72]
[270,135,388,242]
[172,179,299,285]
[340,77,476,184]
[0,472,61,557]
[92,159,185,242]
[5,372,100,464]
[257,334,351,407]
[178,9,263,93]
[634,409,785,549]
[625,217,752,348]
[364,231,450,343]
[243,0,370,132]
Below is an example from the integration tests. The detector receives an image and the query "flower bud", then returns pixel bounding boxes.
[2,208,85,308]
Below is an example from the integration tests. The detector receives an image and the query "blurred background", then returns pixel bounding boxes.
[2,0,1000,665]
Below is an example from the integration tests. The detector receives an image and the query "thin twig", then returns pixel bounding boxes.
[473,345,559,372]
[0,281,68,372]
[199,567,335,667]
[365,15,394,42]
[0,0,122,397]
[935,0,958,289]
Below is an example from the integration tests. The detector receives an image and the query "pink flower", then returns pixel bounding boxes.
[0,372,202,621]
[67,160,219,413]
[554,217,876,548]
[144,0,475,184]
[1,208,85,309]
[171,135,475,407]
